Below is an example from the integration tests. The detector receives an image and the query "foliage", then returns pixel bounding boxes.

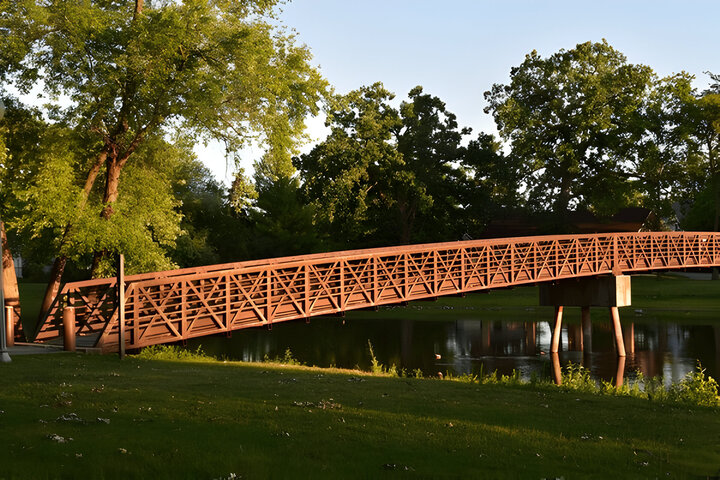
[682,91,720,230]
[627,73,698,229]
[168,154,231,268]
[667,364,720,407]
[1,110,186,276]
[559,363,600,393]
[295,83,404,247]
[367,340,398,376]
[136,345,214,362]
[263,347,304,366]
[461,132,524,232]
[235,149,322,259]
[296,83,478,247]
[485,40,655,221]
[0,0,328,279]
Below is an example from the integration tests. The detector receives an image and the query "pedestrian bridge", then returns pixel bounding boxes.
[32,232,720,353]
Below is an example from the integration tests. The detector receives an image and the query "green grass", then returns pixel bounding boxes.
[7,275,719,476]
[0,353,719,479]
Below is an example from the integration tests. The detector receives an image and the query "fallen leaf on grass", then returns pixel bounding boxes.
[56,413,83,423]
[47,434,73,443]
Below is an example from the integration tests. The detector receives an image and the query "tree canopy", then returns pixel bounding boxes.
[294,83,475,247]
[0,0,328,316]
[484,40,654,223]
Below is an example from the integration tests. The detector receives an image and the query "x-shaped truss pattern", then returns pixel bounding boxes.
[33,232,720,352]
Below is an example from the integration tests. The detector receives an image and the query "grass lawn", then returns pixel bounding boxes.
[0,353,719,479]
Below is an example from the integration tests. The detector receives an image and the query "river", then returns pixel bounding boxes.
[186,303,720,384]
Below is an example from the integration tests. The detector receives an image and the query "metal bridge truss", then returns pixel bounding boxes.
[33,232,720,352]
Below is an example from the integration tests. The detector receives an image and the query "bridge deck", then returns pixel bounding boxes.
[32,232,720,352]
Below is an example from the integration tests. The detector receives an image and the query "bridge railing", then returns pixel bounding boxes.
[33,232,720,352]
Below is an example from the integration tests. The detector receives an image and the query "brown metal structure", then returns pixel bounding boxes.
[33,232,720,353]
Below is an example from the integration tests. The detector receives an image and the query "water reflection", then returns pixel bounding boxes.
[187,312,720,385]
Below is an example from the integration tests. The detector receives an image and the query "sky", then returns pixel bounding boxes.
[201,0,720,184]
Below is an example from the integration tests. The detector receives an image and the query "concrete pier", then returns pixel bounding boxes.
[539,275,631,357]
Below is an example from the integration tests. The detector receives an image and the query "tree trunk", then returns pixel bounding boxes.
[91,158,123,277]
[554,173,572,232]
[38,255,67,326]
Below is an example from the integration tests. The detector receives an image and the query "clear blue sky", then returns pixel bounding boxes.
[203,0,720,183]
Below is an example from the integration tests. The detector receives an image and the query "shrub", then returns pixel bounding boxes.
[135,345,213,362]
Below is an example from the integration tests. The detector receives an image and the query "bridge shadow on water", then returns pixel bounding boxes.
[186,307,720,386]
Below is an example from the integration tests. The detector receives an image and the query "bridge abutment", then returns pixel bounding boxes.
[539,275,631,357]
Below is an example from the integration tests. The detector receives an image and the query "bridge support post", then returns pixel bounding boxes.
[5,306,13,347]
[540,275,630,357]
[610,306,626,357]
[62,306,76,352]
[551,352,562,385]
[551,306,563,353]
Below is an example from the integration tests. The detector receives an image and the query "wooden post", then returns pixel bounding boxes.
[62,306,76,352]
[551,352,562,385]
[117,254,125,359]
[5,306,14,347]
[551,306,563,353]
[610,306,626,357]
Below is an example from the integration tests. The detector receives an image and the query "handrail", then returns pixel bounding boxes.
[32,232,720,351]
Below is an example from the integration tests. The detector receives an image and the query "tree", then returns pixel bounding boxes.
[0,0,327,316]
[295,83,469,247]
[168,154,227,268]
[394,86,468,242]
[687,92,720,231]
[295,83,404,247]
[461,133,524,234]
[485,40,654,224]
[229,150,321,259]
[626,74,697,229]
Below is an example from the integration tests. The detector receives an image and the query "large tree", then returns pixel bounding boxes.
[626,73,697,230]
[485,40,654,224]
[295,83,469,247]
[295,83,405,247]
[687,92,720,231]
[0,0,327,317]
[461,132,524,234]
[0,101,185,277]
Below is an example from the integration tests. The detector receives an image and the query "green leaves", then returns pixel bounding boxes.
[1,0,328,279]
[486,41,655,220]
[296,83,473,246]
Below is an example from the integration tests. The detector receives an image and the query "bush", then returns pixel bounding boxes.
[135,345,213,362]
